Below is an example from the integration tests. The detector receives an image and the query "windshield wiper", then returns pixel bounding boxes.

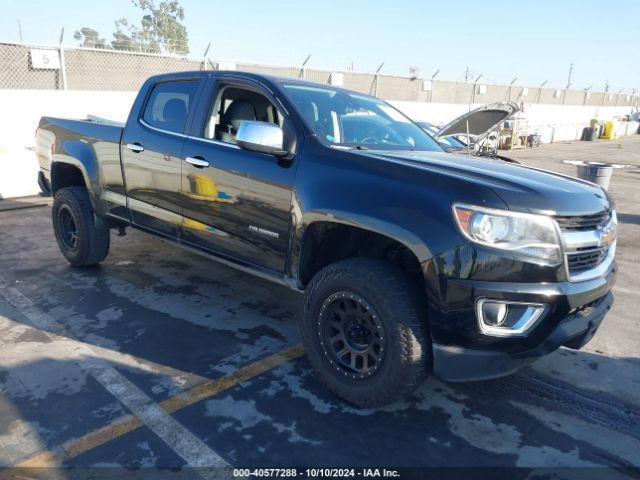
[330,144,371,150]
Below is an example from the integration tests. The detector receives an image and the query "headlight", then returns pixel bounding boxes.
[453,203,561,263]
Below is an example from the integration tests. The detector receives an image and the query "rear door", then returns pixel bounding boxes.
[121,77,203,238]
[179,77,299,273]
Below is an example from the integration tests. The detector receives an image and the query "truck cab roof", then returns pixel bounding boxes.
[144,70,380,100]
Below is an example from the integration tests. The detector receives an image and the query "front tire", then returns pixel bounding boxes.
[52,187,110,266]
[302,257,429,407]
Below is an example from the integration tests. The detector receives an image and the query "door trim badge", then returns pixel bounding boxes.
[248,225,280,239]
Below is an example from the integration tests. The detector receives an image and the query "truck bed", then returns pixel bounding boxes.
[37,116,125,195]
[39,116,124,146]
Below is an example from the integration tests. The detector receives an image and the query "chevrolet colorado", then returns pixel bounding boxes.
[37,71,617,407]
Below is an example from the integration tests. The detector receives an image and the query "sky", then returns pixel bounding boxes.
[1,0,638,92]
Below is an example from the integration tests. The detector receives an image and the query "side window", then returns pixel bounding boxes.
[142,80,199,133]
[203,85,284,144]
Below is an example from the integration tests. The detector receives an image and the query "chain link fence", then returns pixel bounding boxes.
[0,42,203,91]
[0,41,637,108]
[0,42,61,89]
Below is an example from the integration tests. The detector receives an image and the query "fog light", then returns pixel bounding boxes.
[480,301,508,326]
[476,299,546,337]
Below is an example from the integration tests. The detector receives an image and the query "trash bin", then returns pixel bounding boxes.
[576,162,613,190]
[582,127,597,141]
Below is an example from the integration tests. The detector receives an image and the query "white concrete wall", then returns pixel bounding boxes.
[0,90,637,199]
[391,101,637,144]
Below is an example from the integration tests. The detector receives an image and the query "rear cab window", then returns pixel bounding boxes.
[142,80,199,133]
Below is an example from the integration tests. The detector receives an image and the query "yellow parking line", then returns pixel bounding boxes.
[160,343,305,414]
[15,415,144,468]
[13,344,305,468]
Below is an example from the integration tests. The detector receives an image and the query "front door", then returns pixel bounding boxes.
[121,78,201,238]
[179,80,298,273]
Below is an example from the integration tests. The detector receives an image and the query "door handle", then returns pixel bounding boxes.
[126,143,144,153]
[185,156,210,168]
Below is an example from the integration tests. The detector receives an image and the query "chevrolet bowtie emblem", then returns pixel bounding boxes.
[598,223,616,248]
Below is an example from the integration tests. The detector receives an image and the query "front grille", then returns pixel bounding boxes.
[555,211,611,231]
[556,210,615,280]
[567,247,607,273]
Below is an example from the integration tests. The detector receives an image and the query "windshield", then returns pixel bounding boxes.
[282,84,442,151]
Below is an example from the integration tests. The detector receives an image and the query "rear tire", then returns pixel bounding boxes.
[52,187,110,266]
[302,257,429,408]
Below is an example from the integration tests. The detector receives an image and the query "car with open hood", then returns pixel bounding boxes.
[417,101,521,161]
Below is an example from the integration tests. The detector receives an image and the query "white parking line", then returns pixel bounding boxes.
[0,276,229,469]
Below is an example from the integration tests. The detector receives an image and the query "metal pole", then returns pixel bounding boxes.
[615,89,623,106]
[508,77,517,101]
[201,42,211,70]
[429,69,440,102]
[469,74,481,111]
[566,64,574,88]
[583,85,592,105]
[537,80,548,104]
[601,80,609,107]
[562,65,574,105]
[17,19,22,42]
[466,120,471,156]
[371,62,384,97]
[58,27,67,90]
[299,54,311,79]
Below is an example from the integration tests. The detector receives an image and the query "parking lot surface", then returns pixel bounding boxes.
[1,137,639,479]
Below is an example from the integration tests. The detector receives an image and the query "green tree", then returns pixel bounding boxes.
[73,27,107,49]
[111,17,159,53]
[135,0,189,54]
[75,0,189,54]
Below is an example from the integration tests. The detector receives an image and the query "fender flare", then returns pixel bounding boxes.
[51,139,103,213]
[289,209,433,284]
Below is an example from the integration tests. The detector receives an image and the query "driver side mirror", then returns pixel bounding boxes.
[236,121,286,156]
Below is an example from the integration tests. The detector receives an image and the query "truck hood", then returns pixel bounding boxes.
[357,149,610,216]
[436,101,519,140]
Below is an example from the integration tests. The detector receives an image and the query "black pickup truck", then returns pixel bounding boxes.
[37,71,617,407]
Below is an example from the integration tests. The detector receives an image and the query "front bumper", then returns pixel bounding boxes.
[427,255,616,382]
[433,291,613,381]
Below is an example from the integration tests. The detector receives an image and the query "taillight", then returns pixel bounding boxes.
[35,128,55,160]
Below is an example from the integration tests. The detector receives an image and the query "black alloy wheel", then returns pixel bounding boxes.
[302,257,429,407]
[57,204,79,250]
[52,187,110,266]
[318,291,386,379]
